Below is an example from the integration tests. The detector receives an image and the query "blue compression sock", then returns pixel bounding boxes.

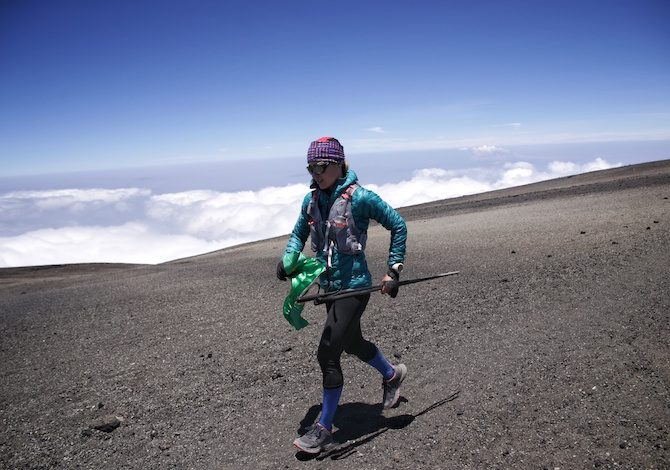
[366,348,395,380]
[319,386,343,431]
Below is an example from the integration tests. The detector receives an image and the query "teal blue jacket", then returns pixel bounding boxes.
[284,169,407,292]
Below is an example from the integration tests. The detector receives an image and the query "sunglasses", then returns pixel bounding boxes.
[306,162,331,175]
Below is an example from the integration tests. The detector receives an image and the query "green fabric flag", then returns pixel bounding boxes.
[281,252,326,330]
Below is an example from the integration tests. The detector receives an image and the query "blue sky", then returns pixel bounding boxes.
[1,0,669,267]
[1,0,669,176]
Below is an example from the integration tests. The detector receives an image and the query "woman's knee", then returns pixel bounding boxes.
[318,344,343,388]
[322,369,343,389]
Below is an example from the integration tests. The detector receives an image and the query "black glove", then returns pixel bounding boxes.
[383,268,400,298]
[276,260,288,281]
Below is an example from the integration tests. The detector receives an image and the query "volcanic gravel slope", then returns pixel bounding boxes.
[1,160,669,469]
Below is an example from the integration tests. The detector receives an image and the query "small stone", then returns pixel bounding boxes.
[282,346,292,353]
[511,250,516,254]
[97,402,104,409]
[207,353,212,359]
[646,227,651,230]
[89,415,124,433]
[619,442,626,449]
[580,231,586,234]
[653,220,659,223]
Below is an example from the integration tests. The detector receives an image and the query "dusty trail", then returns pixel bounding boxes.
[1,160,669,469]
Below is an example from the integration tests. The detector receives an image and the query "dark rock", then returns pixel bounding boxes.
[97,402,104,409]
[580,231,586,234]
[207,353,212,359]
[282,346,292,353]
[89,415,123,433]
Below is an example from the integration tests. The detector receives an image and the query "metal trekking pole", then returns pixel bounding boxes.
[297,271,459,305]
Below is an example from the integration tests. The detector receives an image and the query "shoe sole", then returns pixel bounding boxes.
[383,364,407,409]
[293,438,332,454]
[293,439,321,454]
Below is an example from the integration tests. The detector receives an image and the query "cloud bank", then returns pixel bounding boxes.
[0,158,620,267]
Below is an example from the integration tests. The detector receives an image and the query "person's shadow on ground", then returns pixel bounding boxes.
[295,391,460,461]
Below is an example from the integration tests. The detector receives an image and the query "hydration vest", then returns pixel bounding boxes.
[307,184,367,267]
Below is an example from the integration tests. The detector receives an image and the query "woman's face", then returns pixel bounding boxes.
[313,162,342,190]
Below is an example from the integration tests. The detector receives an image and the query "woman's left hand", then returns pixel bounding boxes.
[381,274,399,297]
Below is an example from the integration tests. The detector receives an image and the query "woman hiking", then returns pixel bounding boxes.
[276,137,408,454]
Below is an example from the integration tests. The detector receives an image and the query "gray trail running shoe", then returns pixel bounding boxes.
[293,423,333,454]
[382,364,407,409]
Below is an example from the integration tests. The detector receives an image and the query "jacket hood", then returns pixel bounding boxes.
[333,169,358,196]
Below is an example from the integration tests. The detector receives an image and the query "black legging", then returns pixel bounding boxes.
[317,293,377,389]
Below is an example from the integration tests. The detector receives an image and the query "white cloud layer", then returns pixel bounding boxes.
[0,158,621,267]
